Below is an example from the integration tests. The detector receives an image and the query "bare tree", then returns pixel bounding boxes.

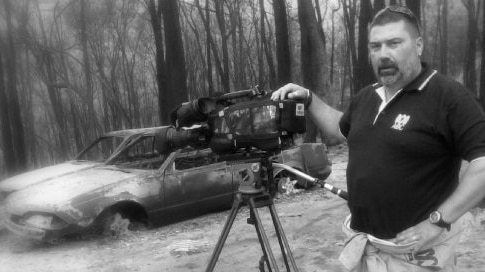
[406,0,421,20]
[463,0,477,94]
[329,2,341,86]
[298,0,328,143]
[205,0,214,95]
[342,0,358,94]
[214,0,230,92]
[195,0,226,94]
[0,44,17,174]
[373,0,385,14]
[147,0,167,124]
[79,0,100,138]
[3,0,27,173]
[355,0,375,91]
[273,0,291,86]
[479,0,485,107]
[23,3,71,160]
[259,0,276,90]
[161,0,188,123]
[440,0,448,75]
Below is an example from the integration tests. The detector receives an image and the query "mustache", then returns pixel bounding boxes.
[377,59,398,73]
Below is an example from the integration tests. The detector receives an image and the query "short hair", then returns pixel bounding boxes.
[370,5,422,38]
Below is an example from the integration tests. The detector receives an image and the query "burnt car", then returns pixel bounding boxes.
[0,126,331,243]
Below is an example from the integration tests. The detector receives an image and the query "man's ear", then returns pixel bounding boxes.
[416,37,424,57]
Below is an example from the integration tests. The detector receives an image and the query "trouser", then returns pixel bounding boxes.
[339,214,465,272]
[347,240,459,272]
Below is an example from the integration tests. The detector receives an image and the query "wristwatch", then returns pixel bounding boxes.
[429,211,451,231]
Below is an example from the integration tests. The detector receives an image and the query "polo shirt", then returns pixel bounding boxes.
[339,64,485,239]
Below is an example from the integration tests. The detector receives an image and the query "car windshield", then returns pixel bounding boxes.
[108,135,167,169]
[75,136,125,162]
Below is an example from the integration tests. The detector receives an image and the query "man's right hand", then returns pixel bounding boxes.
[271,83,311,101]
[272,83,345,143]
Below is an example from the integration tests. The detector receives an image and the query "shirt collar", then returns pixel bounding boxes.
[373,62,437,99]
[403,62,437,92]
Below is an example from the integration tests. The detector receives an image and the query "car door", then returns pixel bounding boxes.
[161,149,233,221]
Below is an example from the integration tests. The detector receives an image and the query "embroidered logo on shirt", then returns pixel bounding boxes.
[391,114,410,131]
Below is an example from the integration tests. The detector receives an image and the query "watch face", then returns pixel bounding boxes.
[430,211,441,223]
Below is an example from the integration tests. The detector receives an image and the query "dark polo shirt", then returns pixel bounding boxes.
[339,64,485,239]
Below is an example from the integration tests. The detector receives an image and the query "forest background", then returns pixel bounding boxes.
[0,0,484,178]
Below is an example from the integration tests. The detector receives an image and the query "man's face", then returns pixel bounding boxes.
[368,20,423,89]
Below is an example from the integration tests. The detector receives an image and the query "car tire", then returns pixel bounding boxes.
[82,210,119,238]
[275,170,312,194]
[91,209,148,238]
[275,171,295,194]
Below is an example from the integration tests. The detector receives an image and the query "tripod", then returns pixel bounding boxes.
[205,155,298,272]
[206,156,298,272]
[205,155,348,272]
[205,186,298,272]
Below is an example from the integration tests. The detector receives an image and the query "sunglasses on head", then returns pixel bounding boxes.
[376,5,421,36]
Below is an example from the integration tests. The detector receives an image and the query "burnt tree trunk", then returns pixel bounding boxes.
[205,0,214,95]
[195,0,224,95]
[4,0,27,173]
[373,0,385,14]
[273,0,291,87]
[406,0,421,20]
[148,0,167,124]
[479,0,485,108]
[343,0,358,95]
[0,45,17,174]
[79,0,99,138]
[298,0,327,143]
[440,0,448,75]
[161,0,188,123]
[355,0,375,91]
[330,3,341,86]
[259,0,276,90]
[463,0,477,94]
[214,0,230,92]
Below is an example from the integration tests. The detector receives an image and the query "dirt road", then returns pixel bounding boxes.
[1,145,484,272]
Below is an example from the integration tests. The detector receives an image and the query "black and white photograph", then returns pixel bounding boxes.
[1,0,485,271]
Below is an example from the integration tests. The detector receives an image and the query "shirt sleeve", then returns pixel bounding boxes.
[447,90,485,162]
[339,107,351,138]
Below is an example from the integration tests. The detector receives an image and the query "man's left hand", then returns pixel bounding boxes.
[393,219,444,251]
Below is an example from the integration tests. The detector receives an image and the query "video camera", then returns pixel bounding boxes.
[156,86,307,155]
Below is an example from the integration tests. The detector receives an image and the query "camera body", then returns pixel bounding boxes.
[159,87,306,155]
[208,99,305,153]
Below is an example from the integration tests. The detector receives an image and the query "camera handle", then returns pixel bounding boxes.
[272,163,348,200]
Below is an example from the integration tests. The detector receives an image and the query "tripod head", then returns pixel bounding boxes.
[236,151,349,201]
[236,152,279,197]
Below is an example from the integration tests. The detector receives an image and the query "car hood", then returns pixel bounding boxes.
[5,167,141,217]
[0,161,102,193]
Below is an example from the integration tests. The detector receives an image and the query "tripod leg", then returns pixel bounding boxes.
[269,204,290,271]
[268,204,299,272]
[249,198,280,272]
[205,193,243,272]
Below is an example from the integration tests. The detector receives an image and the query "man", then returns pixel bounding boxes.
[271,5,485,272]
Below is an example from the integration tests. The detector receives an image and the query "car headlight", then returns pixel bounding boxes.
[22,213,68,230]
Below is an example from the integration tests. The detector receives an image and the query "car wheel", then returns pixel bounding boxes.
[101,211,134,237]
[275,171,295,194]
[82,210,123,238]
[275,169,314,194]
